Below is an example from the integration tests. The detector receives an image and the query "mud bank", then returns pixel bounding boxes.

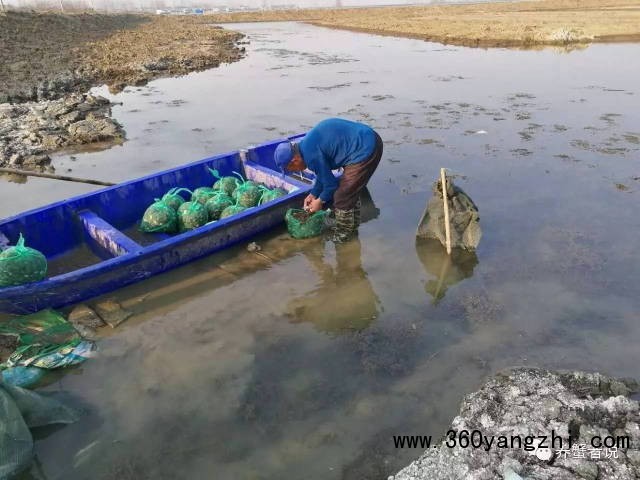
[0,94,123,170]
[0,12,245,103]
[390,368,640,480]
[209,0,640,49]
[0,11,245,170]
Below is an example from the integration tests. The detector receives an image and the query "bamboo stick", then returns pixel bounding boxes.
[0,167,115,187]
[440,167,452,255]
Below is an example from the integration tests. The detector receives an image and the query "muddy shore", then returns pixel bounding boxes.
[0,11,245,170]
[208,0,640,49]
[0,12,245,103]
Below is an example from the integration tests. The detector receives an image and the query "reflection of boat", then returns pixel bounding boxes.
[415,238,478,304]
[0,135,318,314]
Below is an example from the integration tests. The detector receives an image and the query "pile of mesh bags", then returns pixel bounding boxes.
[140,169,289,234]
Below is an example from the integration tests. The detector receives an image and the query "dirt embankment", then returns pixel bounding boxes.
[0,12,245,171]
[0,12,245,103]
[208,0,640,49]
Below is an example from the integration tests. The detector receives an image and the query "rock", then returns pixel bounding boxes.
[391,368,640,480]
[67,117,121,143]
[142,58,171,72]
[94,300,132,328]
[247,242,261,252]
[71,324,98,340]
[0,93,123,171]
[67,304,106,329]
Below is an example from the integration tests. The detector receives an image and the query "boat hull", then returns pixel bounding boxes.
[0,136,311,314]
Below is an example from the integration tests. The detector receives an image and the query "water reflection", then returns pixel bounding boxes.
[286,238,380,333]
[415,238,478,304]
[0,172,28,184]
[286,190,380,333]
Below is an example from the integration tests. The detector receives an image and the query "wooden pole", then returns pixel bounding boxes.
[440,167,452,255]
[0,167,115,186]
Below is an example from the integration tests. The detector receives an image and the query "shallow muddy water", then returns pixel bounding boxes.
[3,22,640,480]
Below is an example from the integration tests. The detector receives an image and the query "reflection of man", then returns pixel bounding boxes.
[273,118,383,242]
[286,238,380,333]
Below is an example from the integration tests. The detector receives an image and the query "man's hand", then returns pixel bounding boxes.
[303,194,316,211]
[307,198,324,213]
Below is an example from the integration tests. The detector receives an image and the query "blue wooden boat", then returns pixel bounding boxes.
[0,135,315,314]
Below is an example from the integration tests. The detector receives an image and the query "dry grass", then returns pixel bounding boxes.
[81,16,244,91]
[208,0,640,48]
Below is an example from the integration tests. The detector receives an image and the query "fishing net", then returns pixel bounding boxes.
[205,193,234,221]
[191,187,218,205]
[178,201,208,231]
[285,209,327,239]
[0,234,47,288]
[260,187,287,205]
[140,200,178,234]
[416,177,481,251]
[161,188,191,211]
[219,204,247,219]
[0,380,79,479]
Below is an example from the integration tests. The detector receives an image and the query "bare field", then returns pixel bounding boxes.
[208,0,640,48]
[0,12,244,102]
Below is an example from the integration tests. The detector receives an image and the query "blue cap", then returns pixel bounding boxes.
[274,142,294,177]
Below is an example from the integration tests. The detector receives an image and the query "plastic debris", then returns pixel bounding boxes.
[0,309,95,370]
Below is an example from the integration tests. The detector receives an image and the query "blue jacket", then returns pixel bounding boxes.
[299,118,377,203]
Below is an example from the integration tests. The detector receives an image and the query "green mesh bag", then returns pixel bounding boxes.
[191,187,218,205]
[235,184,262,208]
[219,204,247,219]
[161,187,191,211]
[285,209,327,239]
[140,200,178,233]
[0,234,47,287]
[178,201,208,231]
[259,187,287,205]
[209,168,241,197]
[204,193,234,221]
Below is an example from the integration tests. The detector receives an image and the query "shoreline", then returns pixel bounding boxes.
[0,12,246,171]
[208,0,640,50]
[306,22,640,50]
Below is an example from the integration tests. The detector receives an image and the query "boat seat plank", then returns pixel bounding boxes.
[77,210,143,257]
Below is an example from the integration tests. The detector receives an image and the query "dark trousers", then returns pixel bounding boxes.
[333,132,383,210]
